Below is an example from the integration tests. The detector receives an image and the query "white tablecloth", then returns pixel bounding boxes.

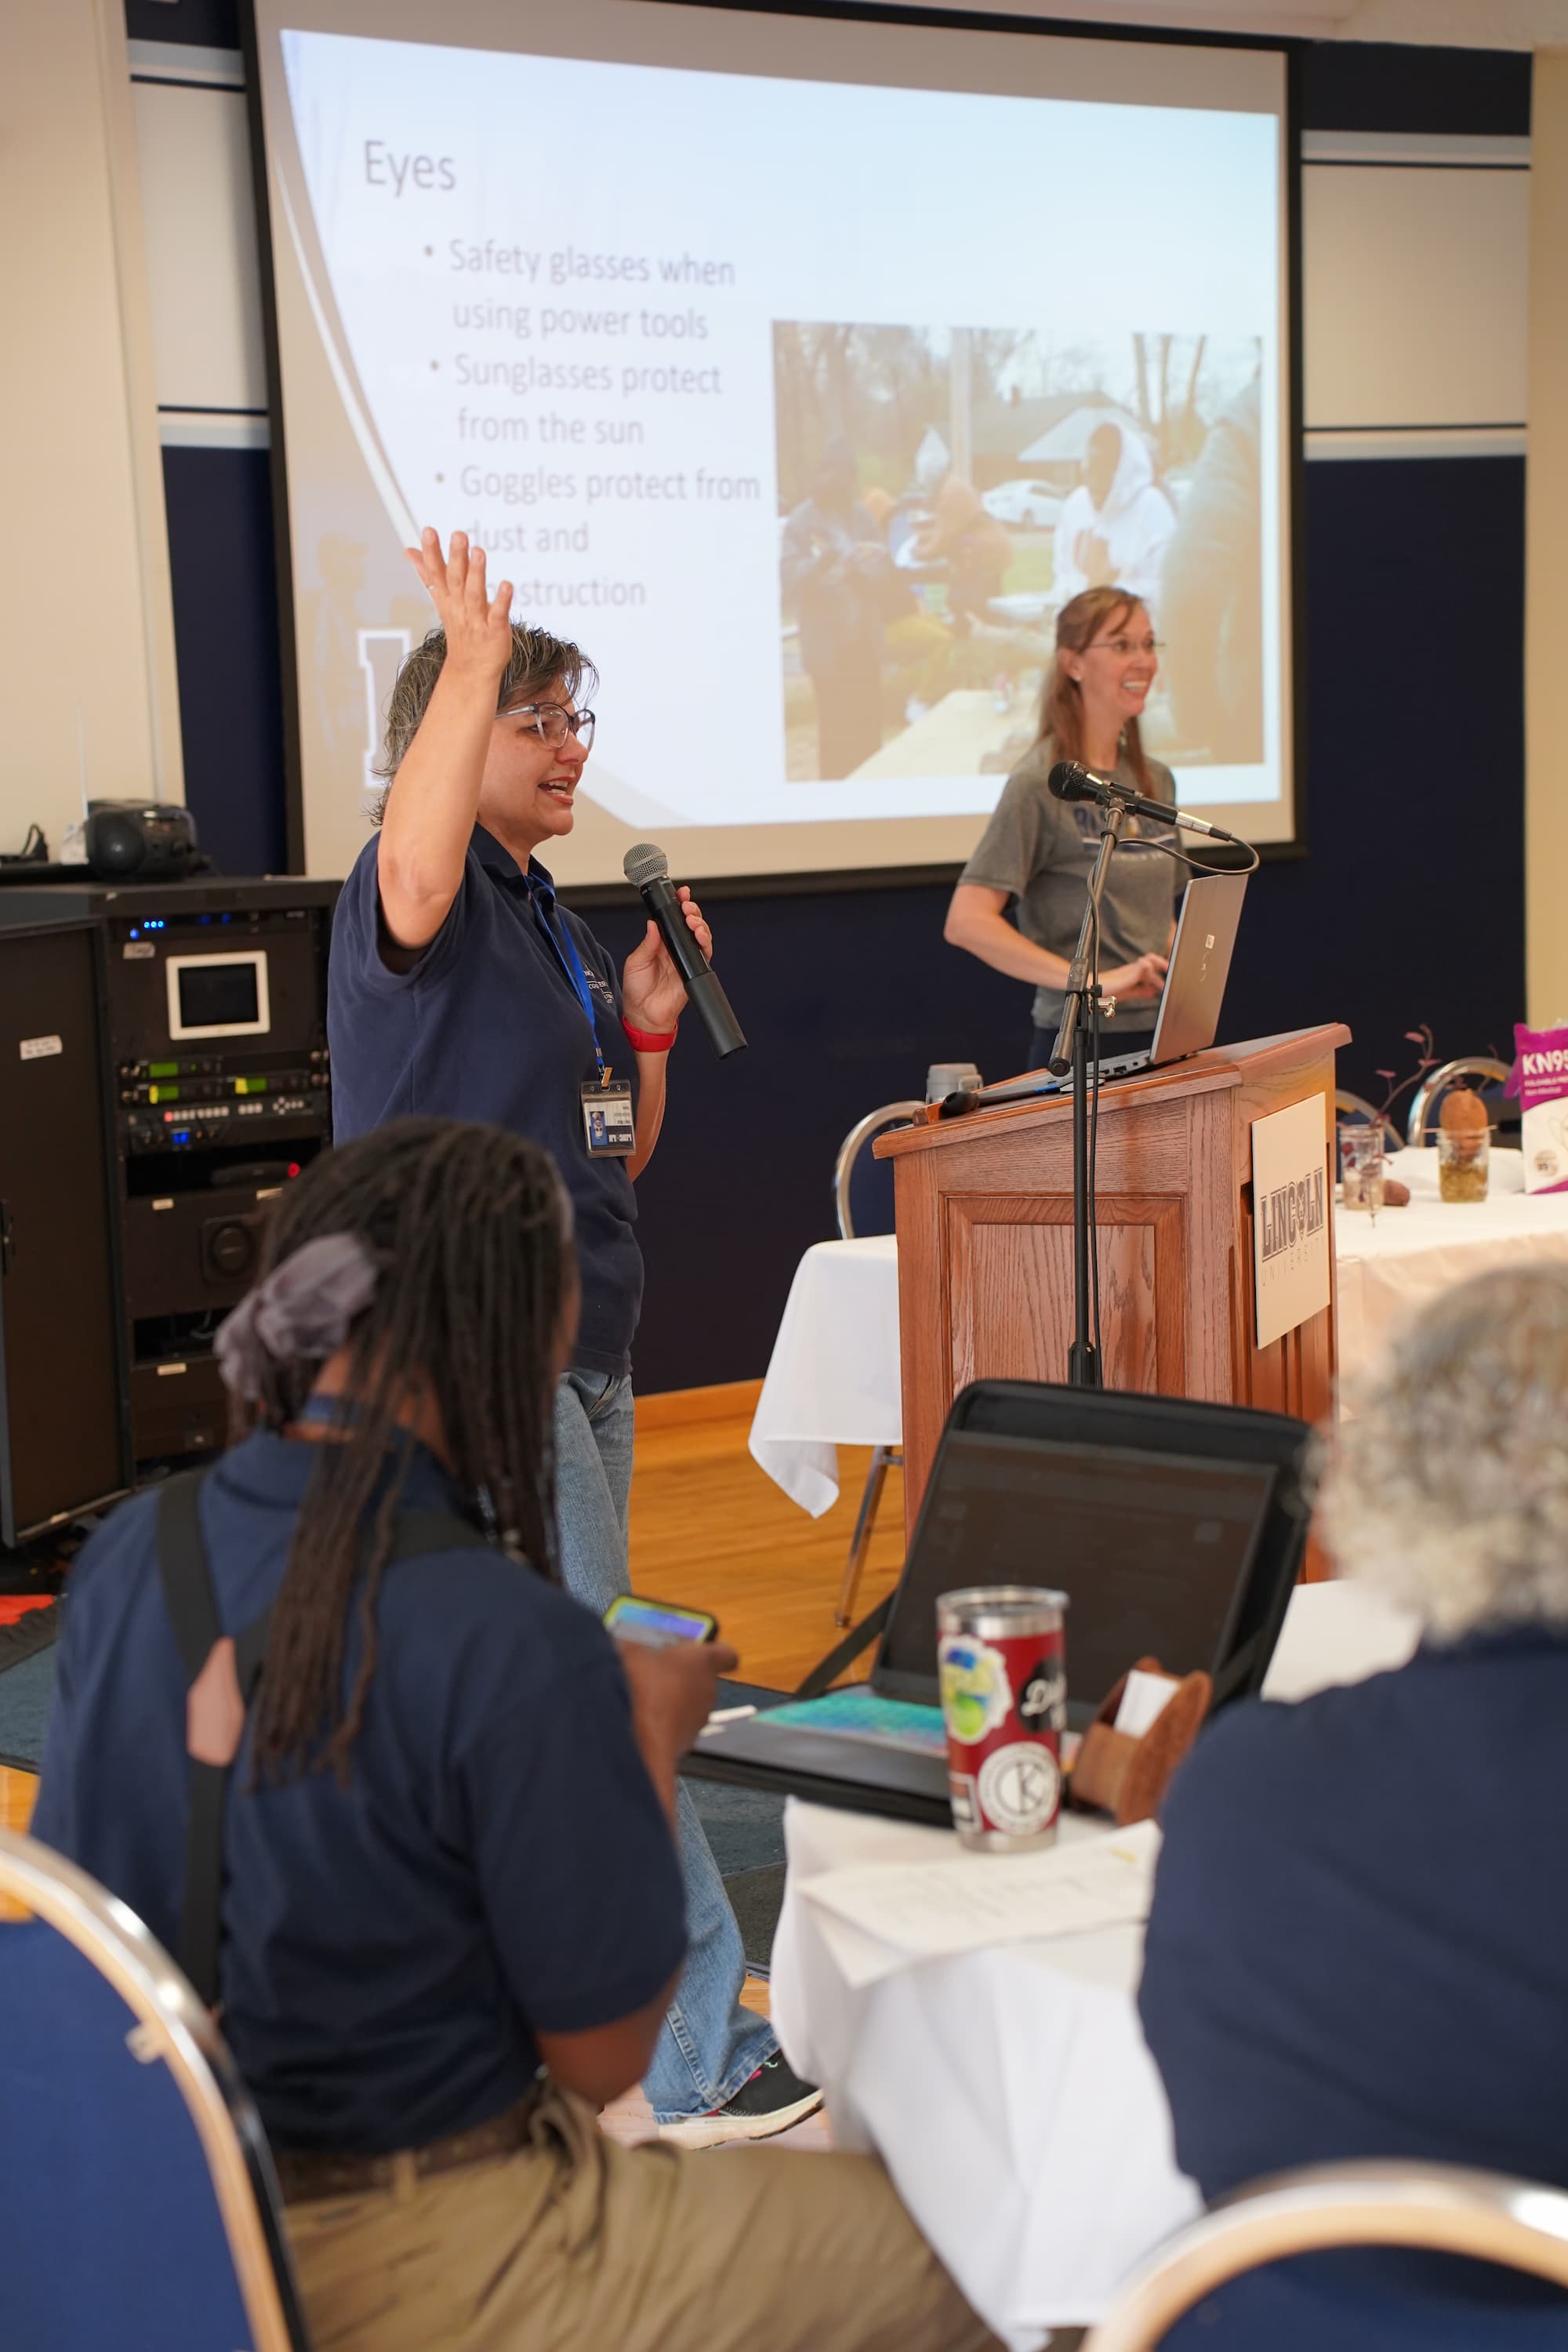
[746,1237,901,1515]
[1334,1145,1568,1379]
[747,1156,1568,1508]
[769,1581,1420,2350]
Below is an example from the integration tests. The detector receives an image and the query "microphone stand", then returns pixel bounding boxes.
[1047,800,1127,1388]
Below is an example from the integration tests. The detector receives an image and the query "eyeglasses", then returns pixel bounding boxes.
[499,701,597,750]
[1087,637,1163,659]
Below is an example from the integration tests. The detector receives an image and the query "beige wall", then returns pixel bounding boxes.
[1529,54,1568,1023]
[0,0,182,858]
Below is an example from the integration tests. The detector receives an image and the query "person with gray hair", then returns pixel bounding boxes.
[1317,1262,1568,1642]
[1137,1263,1568,2350]
[326,528,815,2145]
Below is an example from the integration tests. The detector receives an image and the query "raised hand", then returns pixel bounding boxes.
[405,527,514,683]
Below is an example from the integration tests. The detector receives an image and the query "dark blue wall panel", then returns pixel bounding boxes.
[161,447,288,879]
[1231,456,1525,1109]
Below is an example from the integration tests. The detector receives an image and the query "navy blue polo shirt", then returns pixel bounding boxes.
[1138,1632,1568,2347]
[30,1431,687,2155]
[328,826,641,1376]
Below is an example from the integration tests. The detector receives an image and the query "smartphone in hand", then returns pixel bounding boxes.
[603,1593,720,1648]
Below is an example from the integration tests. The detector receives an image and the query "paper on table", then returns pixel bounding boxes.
[795,1820,1160,1988]
[1114,1669,1179,1739]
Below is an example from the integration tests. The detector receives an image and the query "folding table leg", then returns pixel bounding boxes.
[834,1444,898,1626]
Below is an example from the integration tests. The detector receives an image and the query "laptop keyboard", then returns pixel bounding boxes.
[753,1690,948,1757]
[1025,1046,1152,1097]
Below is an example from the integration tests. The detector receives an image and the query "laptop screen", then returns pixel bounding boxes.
[1149,869,1247,1067]
[877,1429,1278,1719]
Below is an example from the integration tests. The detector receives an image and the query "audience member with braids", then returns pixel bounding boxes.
[241,1119,569,1785]
[325,524,800,2143]
[33,1120,1000,2352]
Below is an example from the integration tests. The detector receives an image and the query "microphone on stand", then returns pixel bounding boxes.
[622,842,747,1060]
[1047,760,1243,843]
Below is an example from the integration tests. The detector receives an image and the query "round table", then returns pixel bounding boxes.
[748,1154,1568,1509]
[746,1236,901,1515]
[768,1581,1420,2350]
[1334,1145,1568,1381]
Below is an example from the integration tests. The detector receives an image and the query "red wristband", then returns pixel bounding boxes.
[622,1019,677,1053]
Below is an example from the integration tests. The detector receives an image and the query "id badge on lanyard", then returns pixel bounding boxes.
[531,885,636,1159]
[580,1078,635,1157]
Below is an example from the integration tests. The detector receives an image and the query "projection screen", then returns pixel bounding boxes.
[248,0,1294,884]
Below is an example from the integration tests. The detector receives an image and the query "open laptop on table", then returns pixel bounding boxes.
[684,1380,1313,1826]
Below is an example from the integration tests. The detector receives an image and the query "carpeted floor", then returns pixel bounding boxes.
[0,1647,58,1774]
[684,1675,787,1879]
[723,1863,787,1978]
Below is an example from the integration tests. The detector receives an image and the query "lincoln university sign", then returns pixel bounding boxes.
[1258,1167,1327,1262]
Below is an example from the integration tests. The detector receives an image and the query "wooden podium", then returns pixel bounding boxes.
[875,1025,1348,1530]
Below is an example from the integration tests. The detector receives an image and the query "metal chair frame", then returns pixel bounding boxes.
[0,1827,311,2352]
[832,1101,925,1245]
[1083,2159,1568,2352]
[1405,1057,1513,1149]
[829,1101,923,1625]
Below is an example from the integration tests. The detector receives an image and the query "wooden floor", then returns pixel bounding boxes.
[628,1380,906,1691]
[1,1383,902,2140]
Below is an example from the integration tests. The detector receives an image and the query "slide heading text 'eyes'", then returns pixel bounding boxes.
[364,141,456,195]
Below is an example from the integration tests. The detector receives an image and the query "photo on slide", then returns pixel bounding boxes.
[775,324,1265,786]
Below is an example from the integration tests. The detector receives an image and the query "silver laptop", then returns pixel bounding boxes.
[1093,868,1247,1080]
[1146,869,1247,1064]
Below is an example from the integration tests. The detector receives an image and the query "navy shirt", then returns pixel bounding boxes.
[31,1432,687,2154]
[328,826,641,1375]
[1139,1634,1568,2346]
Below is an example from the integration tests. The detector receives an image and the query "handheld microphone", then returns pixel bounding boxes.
[1047,760,1242,843]
[622,843,747,1060]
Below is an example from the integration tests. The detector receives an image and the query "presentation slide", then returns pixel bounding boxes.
[251,0,1291,884]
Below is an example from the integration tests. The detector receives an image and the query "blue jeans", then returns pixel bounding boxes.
[553,1368,777,2122]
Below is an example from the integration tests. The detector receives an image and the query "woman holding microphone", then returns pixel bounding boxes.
[944,586,1178,1068]
[328,528,813,2145]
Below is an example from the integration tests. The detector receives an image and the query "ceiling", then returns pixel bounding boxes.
[877,0,1568,49]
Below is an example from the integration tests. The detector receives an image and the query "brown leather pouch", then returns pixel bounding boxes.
[1069,1655,1212,1825]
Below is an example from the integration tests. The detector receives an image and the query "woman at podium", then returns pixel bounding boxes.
[943,586,1178,1070]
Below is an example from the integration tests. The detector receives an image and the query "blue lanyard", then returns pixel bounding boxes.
[527,880,608,1081]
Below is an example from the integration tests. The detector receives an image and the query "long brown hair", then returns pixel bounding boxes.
[1035,586,1152,793]
[237,1120,572,1783]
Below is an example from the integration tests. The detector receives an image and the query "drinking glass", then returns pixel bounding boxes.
[1437,1123,1490,1203]
[1339,1125,1385,1214]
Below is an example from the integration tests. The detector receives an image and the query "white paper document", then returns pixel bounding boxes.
[796,1820,1160,1987]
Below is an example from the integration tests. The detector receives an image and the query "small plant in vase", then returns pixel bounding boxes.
[1370,1025,1439,1142]
[1339,1028,1439,1213]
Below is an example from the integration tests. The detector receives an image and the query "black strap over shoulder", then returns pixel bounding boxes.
[157,1472,223,1684]
[157,1472,495,2007]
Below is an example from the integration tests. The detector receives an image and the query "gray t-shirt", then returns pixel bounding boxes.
[960,738,1181,1033]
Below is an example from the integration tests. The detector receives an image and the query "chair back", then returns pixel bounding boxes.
[1083,2160,1568,2352]
[833,1100,925,1239]
[1405,1057,1513,1147]
[0,1828,310,2352]
[1334,1091,1401,1150]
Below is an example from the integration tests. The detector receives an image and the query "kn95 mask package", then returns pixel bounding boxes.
[1512,1025,1568,1193]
